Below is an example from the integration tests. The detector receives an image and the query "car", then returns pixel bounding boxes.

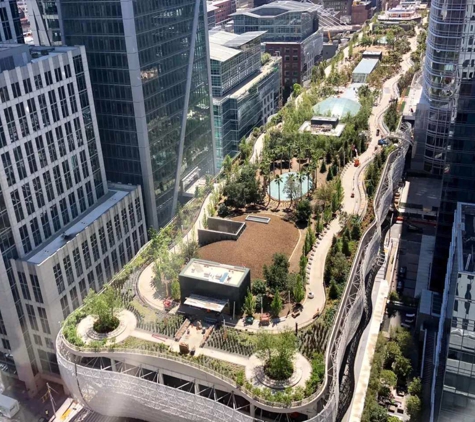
[308,292,315,299]
[351,191,355,198]
[399,266,407,278]
[378,138,388,146]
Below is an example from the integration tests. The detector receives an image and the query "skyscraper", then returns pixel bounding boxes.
[416,0,475,289]
[431,202,475,421]
[0,1,23,44]
[0,43,146,396]
[29,0,217,228]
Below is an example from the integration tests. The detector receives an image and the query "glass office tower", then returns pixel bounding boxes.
[38,0,216,228]
[418,0,475,289]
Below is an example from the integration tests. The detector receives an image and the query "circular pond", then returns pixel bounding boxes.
[268,172,313,201]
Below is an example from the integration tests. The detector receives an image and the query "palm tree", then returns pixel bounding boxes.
[303,168,311,197]
[297,172,305,199]
[274,174,282,207]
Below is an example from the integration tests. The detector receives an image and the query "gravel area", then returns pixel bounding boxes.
[199,214,299,280]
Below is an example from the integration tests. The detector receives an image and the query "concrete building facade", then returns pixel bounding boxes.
[0,44,146,396]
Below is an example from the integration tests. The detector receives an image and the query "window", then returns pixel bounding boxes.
[104,256,112,280]
[71,155,81,184]
[74,118,83,146]
[54,67,62,83]
[35,136,48,168]
[11,189,24,222]
[19,225,31,253]
[82,241,91,268]
[18,271,31,300]
[44,71,53,86]
[38,94,50,127]
[80,151,89,178]
[67,82,77,114]
[38,349,59,374]
[114,214,122,240]
[77,186,86,213]
[26,304,39,331]
[30,274,44,303]
[60,198,69,225]
[132,230,138,254]
[118,244,125,267]
[22,183,34,215]
[56,126,66,157]
[79,279,87,300]
[37,307,51,334]
[11,82,21,98]
[90,233,100,262]
[33,177,45,208]
[30,218,41,247]
[73,55,84,74]
[62,160,72,190]
[1,152,15,186]
[121,208,129,234]
[99,227,107,254]
[46,130,57,162]
[135,198,142,222]
[106,221,115,247]
[85,181,93,206]
[87,271,96,291]
[25,141,38,173]
[111,250,119,274]
[45,337,54,349]
[125,237,132,261]
[16,103,29,137]
[63,256,74,286]
[33,334,42,346]
[50,204,60,231]
[139,225,145,245]
[2,339,10,350]
[70,286,79,310]
[40,212,51,239]
[53,263,65,294]
[59,86,69,118]
[44,171,54,202]
[73,248,83,277]
[53,166,64,195]
[65,122,74,152]
[69,192,78,219]
[0,86,9,102]
[64,64,71,78]
[34,74,43,90]
[60,296,70,319]
[48,90,60,122]
[13,147,27,180]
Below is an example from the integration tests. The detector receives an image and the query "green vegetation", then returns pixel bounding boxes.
[365,145,393,198]
[83,287,121,334]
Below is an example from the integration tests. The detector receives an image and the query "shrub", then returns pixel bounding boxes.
[217,203,230,217]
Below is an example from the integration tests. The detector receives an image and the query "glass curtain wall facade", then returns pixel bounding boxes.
[27,0,62,45]
[59,0,215,228]
[421,0,475,289]
[434,203,475,421]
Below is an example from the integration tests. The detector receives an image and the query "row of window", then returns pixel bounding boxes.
[53,198,143,296]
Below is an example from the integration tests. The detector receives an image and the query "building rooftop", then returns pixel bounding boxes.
[209,30,266,48]
[181,259,249,287]
[313,97,361,118]
[232,1,319,18]
[209,42,241,62]
[352,58,379,75]
[25,185,137,265]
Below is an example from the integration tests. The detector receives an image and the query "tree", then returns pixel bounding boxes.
[329,279,340,299]
[293,278,305,303]
[342,236,351,257]
[252,279,267,296]
[393,327,414,357]
[179,237,199,263]
[255,329,298,380]
[406,395,421,421]
[380,369,397,388]
[351,220,362,240]
[170,280,181,301]
[393,355,412,382]
[84,287,121,333]
[222,154,233,177]
[274,174,282,206]
[362,398,388,422]
[242,289,256,317]
[270,293,283,317]
[283,174,299,206]
[217,203,230,217]
[408,377,422,397]
[320,160,327,173]
[263,253,289,291]
[385,341,402,368]
[261,52,271,65]
[295,199,312,222]
[348,42,354,58]
[293,83,302,97]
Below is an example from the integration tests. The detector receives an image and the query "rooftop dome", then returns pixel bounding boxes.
[313,97,361,119]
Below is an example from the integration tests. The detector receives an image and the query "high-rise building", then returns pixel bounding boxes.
[28,0,217,229]
[430,202,475,421]
[232,1,323,89]
[0,1,23,44]
[27,0,62,46]
[209,30,281,165]
[0,43,146,396]
[414,0,475,289]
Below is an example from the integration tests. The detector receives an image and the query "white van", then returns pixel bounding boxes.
[0,394,20,418]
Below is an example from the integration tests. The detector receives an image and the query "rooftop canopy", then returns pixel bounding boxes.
[313,97,361,119]
[183,294,228,312]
